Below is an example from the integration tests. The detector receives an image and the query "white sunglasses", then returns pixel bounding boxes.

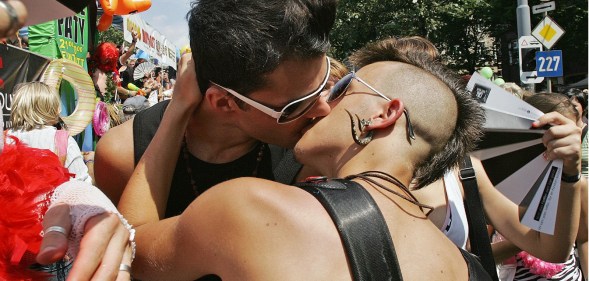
[211,56,331,124]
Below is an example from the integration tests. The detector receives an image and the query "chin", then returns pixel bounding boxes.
[292,142,307,164]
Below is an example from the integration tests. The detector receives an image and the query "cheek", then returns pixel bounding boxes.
[327,98,343,110]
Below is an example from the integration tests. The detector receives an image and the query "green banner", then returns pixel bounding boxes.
[28,8,89,69]
[56,8,89,68]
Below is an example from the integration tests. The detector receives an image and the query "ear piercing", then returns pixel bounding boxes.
[345,109,374,146]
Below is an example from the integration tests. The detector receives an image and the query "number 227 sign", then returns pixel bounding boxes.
[536,50,563,77]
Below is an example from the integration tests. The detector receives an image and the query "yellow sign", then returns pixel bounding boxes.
[532,16,565,49]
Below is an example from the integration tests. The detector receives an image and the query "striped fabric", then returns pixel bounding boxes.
[513,251,582,281]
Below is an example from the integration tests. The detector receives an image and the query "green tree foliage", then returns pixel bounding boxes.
[331,0,587,80]
[98,26,124,46]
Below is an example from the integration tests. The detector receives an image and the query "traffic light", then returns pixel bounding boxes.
[518,36,544,84]
[520,46,541,72]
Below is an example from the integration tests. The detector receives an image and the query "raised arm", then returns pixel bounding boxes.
[478,112,582,262]
[117,54,201,225]
[118,31,138,66]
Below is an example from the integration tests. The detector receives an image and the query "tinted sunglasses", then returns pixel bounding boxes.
[328,72,416,140]
[211,56,331,124]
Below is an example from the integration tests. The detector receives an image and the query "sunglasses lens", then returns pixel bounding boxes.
[278,96,321,123]
[327,73,353,103]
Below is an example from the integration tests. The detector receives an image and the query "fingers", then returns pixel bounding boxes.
[533,111,574,129]
[115,242,134,281]
[36,203,72,265]
[0,0,27,39]
[535,112,582,172]
[89,215,131,281]
[170,53,201,109]
[66,212,120,280]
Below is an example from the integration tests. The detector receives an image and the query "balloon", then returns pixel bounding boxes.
[128,83,145,96]
[127,83,140,91]
[98,0,152,31]
[93,101,110,136]
[41,59,96,136]
[493,77,506,86]
[479,67,494,79]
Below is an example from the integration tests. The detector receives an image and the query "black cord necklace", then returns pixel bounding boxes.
[345,171,433,215]
[181,136,265,196]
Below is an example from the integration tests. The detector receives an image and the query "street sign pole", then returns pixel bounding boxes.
[544,11,551,92]
[517,0,534,91]
[532,1,563,93]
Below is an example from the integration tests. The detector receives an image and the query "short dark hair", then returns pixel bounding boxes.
[187,0,337,95]
[349,38,485,188]
[563,88,587,112]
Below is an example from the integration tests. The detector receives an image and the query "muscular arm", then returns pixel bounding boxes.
[94,120,136,205]
[117,54,200,225]
[131,179,345,281]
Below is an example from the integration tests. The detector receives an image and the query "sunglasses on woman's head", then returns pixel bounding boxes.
[211,56,331,124]
[328,72,416,140]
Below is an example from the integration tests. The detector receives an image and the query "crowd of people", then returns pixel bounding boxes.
[88,31,176,129]
[1,0,587,280]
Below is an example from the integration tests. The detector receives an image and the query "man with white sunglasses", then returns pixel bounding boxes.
[117,36,494,280]
[94,0,338,220]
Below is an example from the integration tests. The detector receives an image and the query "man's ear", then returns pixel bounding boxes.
[204,86,240,112]
[365,98,404,130]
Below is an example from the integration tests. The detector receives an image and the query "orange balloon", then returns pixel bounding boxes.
[97,14,113,31]
[98,0,152,31]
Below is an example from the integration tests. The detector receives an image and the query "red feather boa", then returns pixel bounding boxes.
[0,138,72,281]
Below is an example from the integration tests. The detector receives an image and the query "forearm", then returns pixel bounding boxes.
[119,41,136,64]
[546,177,583,260]
[492,240,521,264]
[577,181,588,277]
[512,178,582,262]
[477,158,581,262]
[578,240,588,278]
[132,218,181,280]
[118,100,195,225]
[116,86,135,98]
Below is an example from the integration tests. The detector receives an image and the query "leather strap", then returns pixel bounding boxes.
[460,156,499,281]
[297,179,402,281]
[271,147,302,184]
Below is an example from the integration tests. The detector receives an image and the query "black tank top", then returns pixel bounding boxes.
[132,100,274,218]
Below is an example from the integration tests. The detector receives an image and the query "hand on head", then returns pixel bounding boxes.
[169,53,201,110]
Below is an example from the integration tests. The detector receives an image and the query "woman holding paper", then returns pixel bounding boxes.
[348,37,583,268]
[494,93,586,281]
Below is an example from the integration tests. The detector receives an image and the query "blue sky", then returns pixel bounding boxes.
[139,0,192,50]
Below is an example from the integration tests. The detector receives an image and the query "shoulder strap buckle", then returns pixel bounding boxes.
[459,166,476,180]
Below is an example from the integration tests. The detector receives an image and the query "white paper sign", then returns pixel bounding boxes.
[467,72,561,234]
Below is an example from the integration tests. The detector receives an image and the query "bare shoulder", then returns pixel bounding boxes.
[94,119,135,204]
[192,178,334,235]
[180,178,351,280]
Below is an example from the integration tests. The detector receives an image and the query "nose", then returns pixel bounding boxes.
[304,94,331,119]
